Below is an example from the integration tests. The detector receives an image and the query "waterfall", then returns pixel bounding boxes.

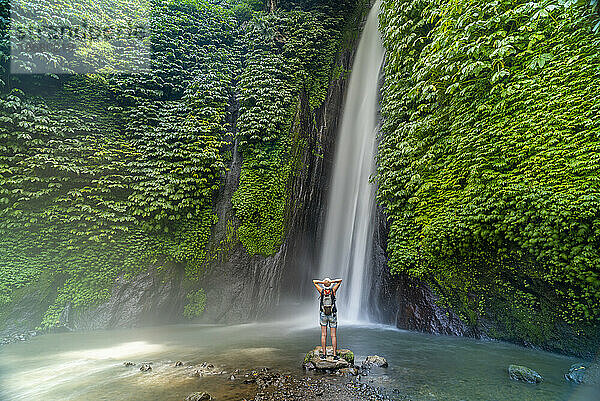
[317,0,385,322]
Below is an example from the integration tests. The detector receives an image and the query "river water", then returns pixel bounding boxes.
[1,321,596,401]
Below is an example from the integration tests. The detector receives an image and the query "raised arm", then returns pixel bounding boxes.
[313,279,323,293]
[332,278,342,293]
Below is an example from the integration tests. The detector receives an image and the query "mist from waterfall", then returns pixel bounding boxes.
[317,0,385,323]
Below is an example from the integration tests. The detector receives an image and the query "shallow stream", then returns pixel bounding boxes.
[1,321,597,401]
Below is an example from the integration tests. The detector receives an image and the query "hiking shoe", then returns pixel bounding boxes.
[319,354,326,360]
[333,355,340,361]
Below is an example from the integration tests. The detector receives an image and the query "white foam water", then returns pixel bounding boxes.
[317,0,385,322]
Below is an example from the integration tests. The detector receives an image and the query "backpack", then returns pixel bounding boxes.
[320,287,336,315]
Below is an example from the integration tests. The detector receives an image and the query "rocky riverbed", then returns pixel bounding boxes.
[246,370,393,401]
[118,356,393,401]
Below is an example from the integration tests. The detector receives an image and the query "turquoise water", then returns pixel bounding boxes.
[0,322,597,400]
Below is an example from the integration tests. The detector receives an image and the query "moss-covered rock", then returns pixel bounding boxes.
[303,346,355,370]
[508,364,543,384]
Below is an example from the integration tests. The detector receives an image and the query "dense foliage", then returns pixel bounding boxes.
[232,6,346,255]
[378,0,600,345]
[219,0,367,256]
[0,0,361,328]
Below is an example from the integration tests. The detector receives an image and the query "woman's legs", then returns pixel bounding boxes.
[320,324,327,355]
[330,327,337,356]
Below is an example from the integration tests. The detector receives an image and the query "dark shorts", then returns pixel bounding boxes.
[320,311,337,328]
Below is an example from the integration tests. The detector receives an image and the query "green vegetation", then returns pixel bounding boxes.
[232,6,347,255]
[0,0,362,329]
[378,0,600,347]
[183,289,207,318]
[0,0,239,327]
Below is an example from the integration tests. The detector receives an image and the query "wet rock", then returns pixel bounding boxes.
[189,362,223,377]
[175,361,184,367]
[508,364,543,383]
[184,392,212,401]
[565,364,587,384]
[49,324,73,334]
[229,374,236,380]
[565,363,600,385]
[303,346,354,370]
[339,367,359,376]
[362,355,388,368]
[139,363,152,372]
[255,372,288,389]
[0,329,43,346]
[123,361,136,367]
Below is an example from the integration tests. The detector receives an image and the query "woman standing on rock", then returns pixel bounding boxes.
[313,277,342,360]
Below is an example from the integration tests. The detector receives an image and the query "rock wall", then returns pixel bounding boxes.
[64,42,359,328]
[199,43,358,321]
[0,6,365,338]
[69,264,187,330]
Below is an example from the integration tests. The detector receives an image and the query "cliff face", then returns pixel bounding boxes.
[192,40,358,322]
[372,195,600,358]
[0,0,367,338]
[0,42,358,336]
[374,0,600,358]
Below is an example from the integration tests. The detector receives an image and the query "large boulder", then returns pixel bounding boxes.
[362,355,388,368]
[303,346,354,370]
[508,364,543,384]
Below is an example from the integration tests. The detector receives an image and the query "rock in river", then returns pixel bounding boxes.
[508,364,543,383]
[362,355,388,368]
[565,363,600,385]
[303,346,354,370]
[184,392,212,401]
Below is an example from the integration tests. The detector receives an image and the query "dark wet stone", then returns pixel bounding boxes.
[565,364,587,383]
[508,364,543,383]
[339,367,359,376]
[123,361,136,367]
[189,362,223,377]
[139,363,152,372]
[175,361,184,367]
[565,363,600,385]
